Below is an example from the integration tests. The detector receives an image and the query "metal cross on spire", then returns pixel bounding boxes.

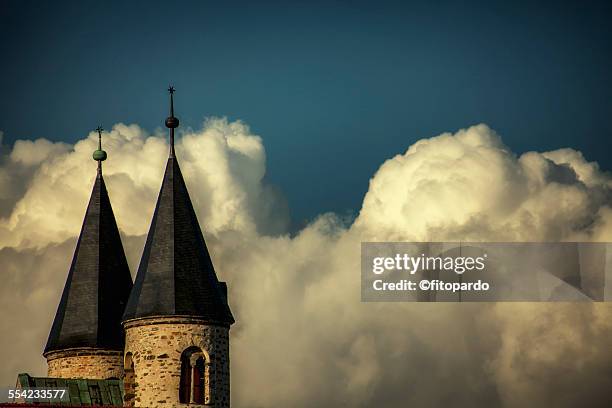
[165,85,179,158]
[93,125,107,174]
[95,126,103,149]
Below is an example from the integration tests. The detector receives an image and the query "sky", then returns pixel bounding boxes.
[2,2,612,403]
[1,0,612,228]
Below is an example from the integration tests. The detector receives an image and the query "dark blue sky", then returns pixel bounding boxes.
[1,0,611,226]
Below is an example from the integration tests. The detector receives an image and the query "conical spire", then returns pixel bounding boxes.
[123,88,234,325]
[45,129,133,354]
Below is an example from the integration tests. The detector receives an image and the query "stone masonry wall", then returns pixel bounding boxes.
[124,317,230,408]
[45,349,123,379]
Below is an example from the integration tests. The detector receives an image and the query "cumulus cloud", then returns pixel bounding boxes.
[1,122,612,407]
[0,119,288,250]
[0,136,71,218]
[356,124,612,242]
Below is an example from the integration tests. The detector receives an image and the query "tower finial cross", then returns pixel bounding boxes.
[95,125,103,150]
[165,85,179,158]
[93,125,107,173]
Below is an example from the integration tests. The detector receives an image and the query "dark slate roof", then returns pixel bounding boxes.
[122,156,234,324]
[13,373,123,406]
[44,173,133,354]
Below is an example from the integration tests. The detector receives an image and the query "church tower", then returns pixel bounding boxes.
[122,87,234,408]
[44,127,134,379]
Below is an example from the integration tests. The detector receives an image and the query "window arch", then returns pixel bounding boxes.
[179,346,211,404]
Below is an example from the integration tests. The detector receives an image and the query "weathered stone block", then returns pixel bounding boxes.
[45,348,123,379]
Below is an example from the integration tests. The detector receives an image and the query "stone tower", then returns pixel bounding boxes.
[44,127,134,379]
[122,87,235,408]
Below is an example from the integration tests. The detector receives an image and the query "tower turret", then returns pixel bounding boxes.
[44,127,133,379]
[122,87,234,408]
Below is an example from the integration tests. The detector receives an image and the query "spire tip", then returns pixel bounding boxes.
[165,86,179,158]
[93,126,107,172]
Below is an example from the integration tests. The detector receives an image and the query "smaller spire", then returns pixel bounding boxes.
[93,126,107,174]
[165,86,179,158]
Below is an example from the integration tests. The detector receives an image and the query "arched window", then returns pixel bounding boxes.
[179,347,211,404]
[123,353,135,407]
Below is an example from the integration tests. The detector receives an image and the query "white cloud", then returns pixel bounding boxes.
[0,118,288,250]
[356,123,612,242]
[1,122,612,407]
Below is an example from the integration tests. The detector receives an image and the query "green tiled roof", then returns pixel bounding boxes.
[14,373,123,406]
